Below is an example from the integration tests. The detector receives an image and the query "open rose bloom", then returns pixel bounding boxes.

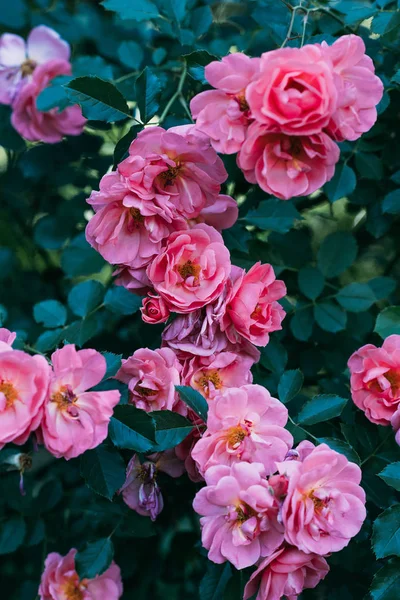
[39,549,123,600]
[40,345,120,459]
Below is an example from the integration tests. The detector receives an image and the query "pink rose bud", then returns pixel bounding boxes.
[141,294,170,324]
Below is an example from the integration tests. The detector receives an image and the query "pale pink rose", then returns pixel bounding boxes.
[183,351,254,399]
[237,122,340,200]
[322,34,383,141]
[175,424,204,483]
[244,546,329,600]
[0,350,50,449]
[11,59,86,143]
[221,262,286,347]
[115,347,181,412]
[148,224,231,314]
[278,443,366,555]
[0,25,69,105]
[194,194,238,231]
[0,327,16,352]
[246,45,337,135]
[113,264,152,296]
[40,345,120,460]
[86,171,184,270]
[193,462,284,569]
[119,452,184,520]
[190,53,260,154]
[39,549,123,600]
[192,385,293,476]
[141,294,170,324]
[348,335,400,426]
[391,409,400,446]
[118,126,228,219]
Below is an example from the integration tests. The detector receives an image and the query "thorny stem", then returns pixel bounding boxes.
[159,65,188,124]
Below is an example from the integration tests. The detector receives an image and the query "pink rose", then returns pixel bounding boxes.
[322,34,383,141]
[115,347,181,412]
[237,122,340,200]
[0,25,69,105]
[119,452,184,520]
[0,349,50,449]
[183,350,254,399]
[113,264,152,296]
[279,443,366,555]
[11,59,86,143]
[175,425,204,483]
[86,171,183,270]
[40,345,120,460]
[190,53,260,154]
[148,224,231,314]
[246,45,337,135]
[348,335,400,426]
[195,194,238,231]
[0,327,16,352]
[39,549,123,600]
[392,409,400,446]
[193,462,284,569]
[192,385,293,476]
[244,546,329,600]
[221,262,286,347]
[141,294,170,324]
[118,125,228,219]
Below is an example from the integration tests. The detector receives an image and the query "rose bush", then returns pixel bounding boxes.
[0,1,400,600]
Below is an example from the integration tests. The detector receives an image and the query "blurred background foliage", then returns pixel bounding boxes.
[1,0,400,598]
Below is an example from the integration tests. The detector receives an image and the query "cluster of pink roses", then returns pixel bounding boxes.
[348,334,400,447]
[0,329,120,460]
[39,549,123,600]
[0,26,85,142]
[190,35,383,200]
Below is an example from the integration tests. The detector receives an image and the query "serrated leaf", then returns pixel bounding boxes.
[317,231,357,278]
[245,199,301,233]
[80,444,126,500]
[68,280,104,318]
[113,125,142,168]
[278,370,304,404]
[101,0,160,21]
[369,557,400,600]
[297,394,347,426]
[151,410,193,451]
[109,405,156,452]
[317,437,361,465]
[379,463,400,492]
[102,352,122,379]
[135,68,161,123]
[175,385,208,422]
[373,505,400,559]
[325,163,356,202]
[33,300,67,329]
[375,306,400,338]
[336,283,376,312]
[104,286,142,315]
[65,76,130,122]
[0,515,26,555]
[382,190,400,215]
[76,538,114,580]
[298,266,325,300]
[314,302,347,333]
[200,562,232,600]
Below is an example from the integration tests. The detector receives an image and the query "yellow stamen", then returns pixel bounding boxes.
[0,381,18,408]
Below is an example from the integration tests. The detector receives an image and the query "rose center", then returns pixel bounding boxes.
[177,260,201,281]
[235,502,257,523]
[62,577,84,600]
[134,383,157,397]
[225,425,248,450]
[130,207,144,227]
[20,59,37,77]
[51,385,78,413]
[0,380,18,408]
[197,370,222,394]
[368,368,400,396]
[159,163,181,186]
[236,93,249,112]
[308,491,329,514]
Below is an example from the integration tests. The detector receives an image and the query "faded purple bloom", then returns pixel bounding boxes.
[0,25,70,105]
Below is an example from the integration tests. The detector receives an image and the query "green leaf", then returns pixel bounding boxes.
[368,277,397,301]
[369,557,400,600]
[65,76,130,122]
[317,437,361,465]
[76,538,114,580]
[278,370,304,404]
[109,405,156,452]
[260,338,288,374]
[336,283,376,312]
[317,231,357,278]
[120,511,156,538]
[314,302,347,333]
[191,5,213,37]
[68,280,104,317]
[33,300,67,329]
[135,68,161,123]
[325,164,356,202]
[113,125,142,168]
[63,315,99,347]
[104,286,142,315]
[298,266,325,300]
[35,328,64,353]
[62,234,105,278]
[184,50,218,83]
[375,306,400,338]
[73,56,114,80]
[290,306,314,341]
[0,515,26,555]
[200,562,232,600]
[101,0,160,20]
[175,385,208,422]
[379,463,400,492]
[373,505,400,559]
[118,41,144,70]
[36,75,72,112]
[102,352,122,379]
[151,410,193,451]
[355,153,383,180]
[80,444,126,501]
[297,394,347,426]
[245,199,301,233]
[382,10,400,42]
[382,190,400,215]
